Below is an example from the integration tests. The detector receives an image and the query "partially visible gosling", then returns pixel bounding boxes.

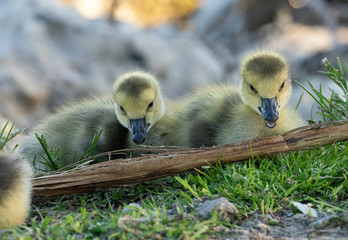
[0,152,32,228]
[20,70,165,171]
[166,50,305,147]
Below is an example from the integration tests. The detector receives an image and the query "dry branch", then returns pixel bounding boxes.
[32,121,348,196]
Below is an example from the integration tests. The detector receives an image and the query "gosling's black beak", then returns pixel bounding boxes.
[258,98,279,128]
[130,118,147,144]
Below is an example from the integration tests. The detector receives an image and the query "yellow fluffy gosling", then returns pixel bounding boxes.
[166,50,305,147]
[20,70,166,171]
[0,152,32,228]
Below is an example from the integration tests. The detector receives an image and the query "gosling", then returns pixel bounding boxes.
[167,50,305,147]
[0,152,32,228]
[20,70,165,171]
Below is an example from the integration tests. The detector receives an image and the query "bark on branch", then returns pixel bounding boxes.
[32,121,348,196]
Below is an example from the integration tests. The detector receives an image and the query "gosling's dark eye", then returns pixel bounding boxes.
[249,84,257,93]
[120,106,125,112]
[147,100,154,110]
[279,82,285,92]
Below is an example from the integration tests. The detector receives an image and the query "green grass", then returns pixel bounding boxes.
[1,58,348,239]
[298,57,348,123]
[2,141,347,239]
[33,129,103,172]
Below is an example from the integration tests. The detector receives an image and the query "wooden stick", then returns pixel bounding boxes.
[32,121,348,196]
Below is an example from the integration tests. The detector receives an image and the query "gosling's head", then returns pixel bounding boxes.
[240,50,292,128]
[113,70,164,144]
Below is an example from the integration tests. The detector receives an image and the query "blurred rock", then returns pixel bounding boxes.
[120,25,224,99]
[300,46,348,74]
[0,0,224,128]
[190,0,243,38]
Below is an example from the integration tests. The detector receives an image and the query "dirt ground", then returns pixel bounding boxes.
[224,211,348,240]
[28,196,348,240]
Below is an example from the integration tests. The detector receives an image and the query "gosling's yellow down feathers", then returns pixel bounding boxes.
[166,50,305,147]
[0,152,32,228]
[20,70,166,171]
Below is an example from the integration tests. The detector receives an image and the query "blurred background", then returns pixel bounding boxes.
[0,0,348,134]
